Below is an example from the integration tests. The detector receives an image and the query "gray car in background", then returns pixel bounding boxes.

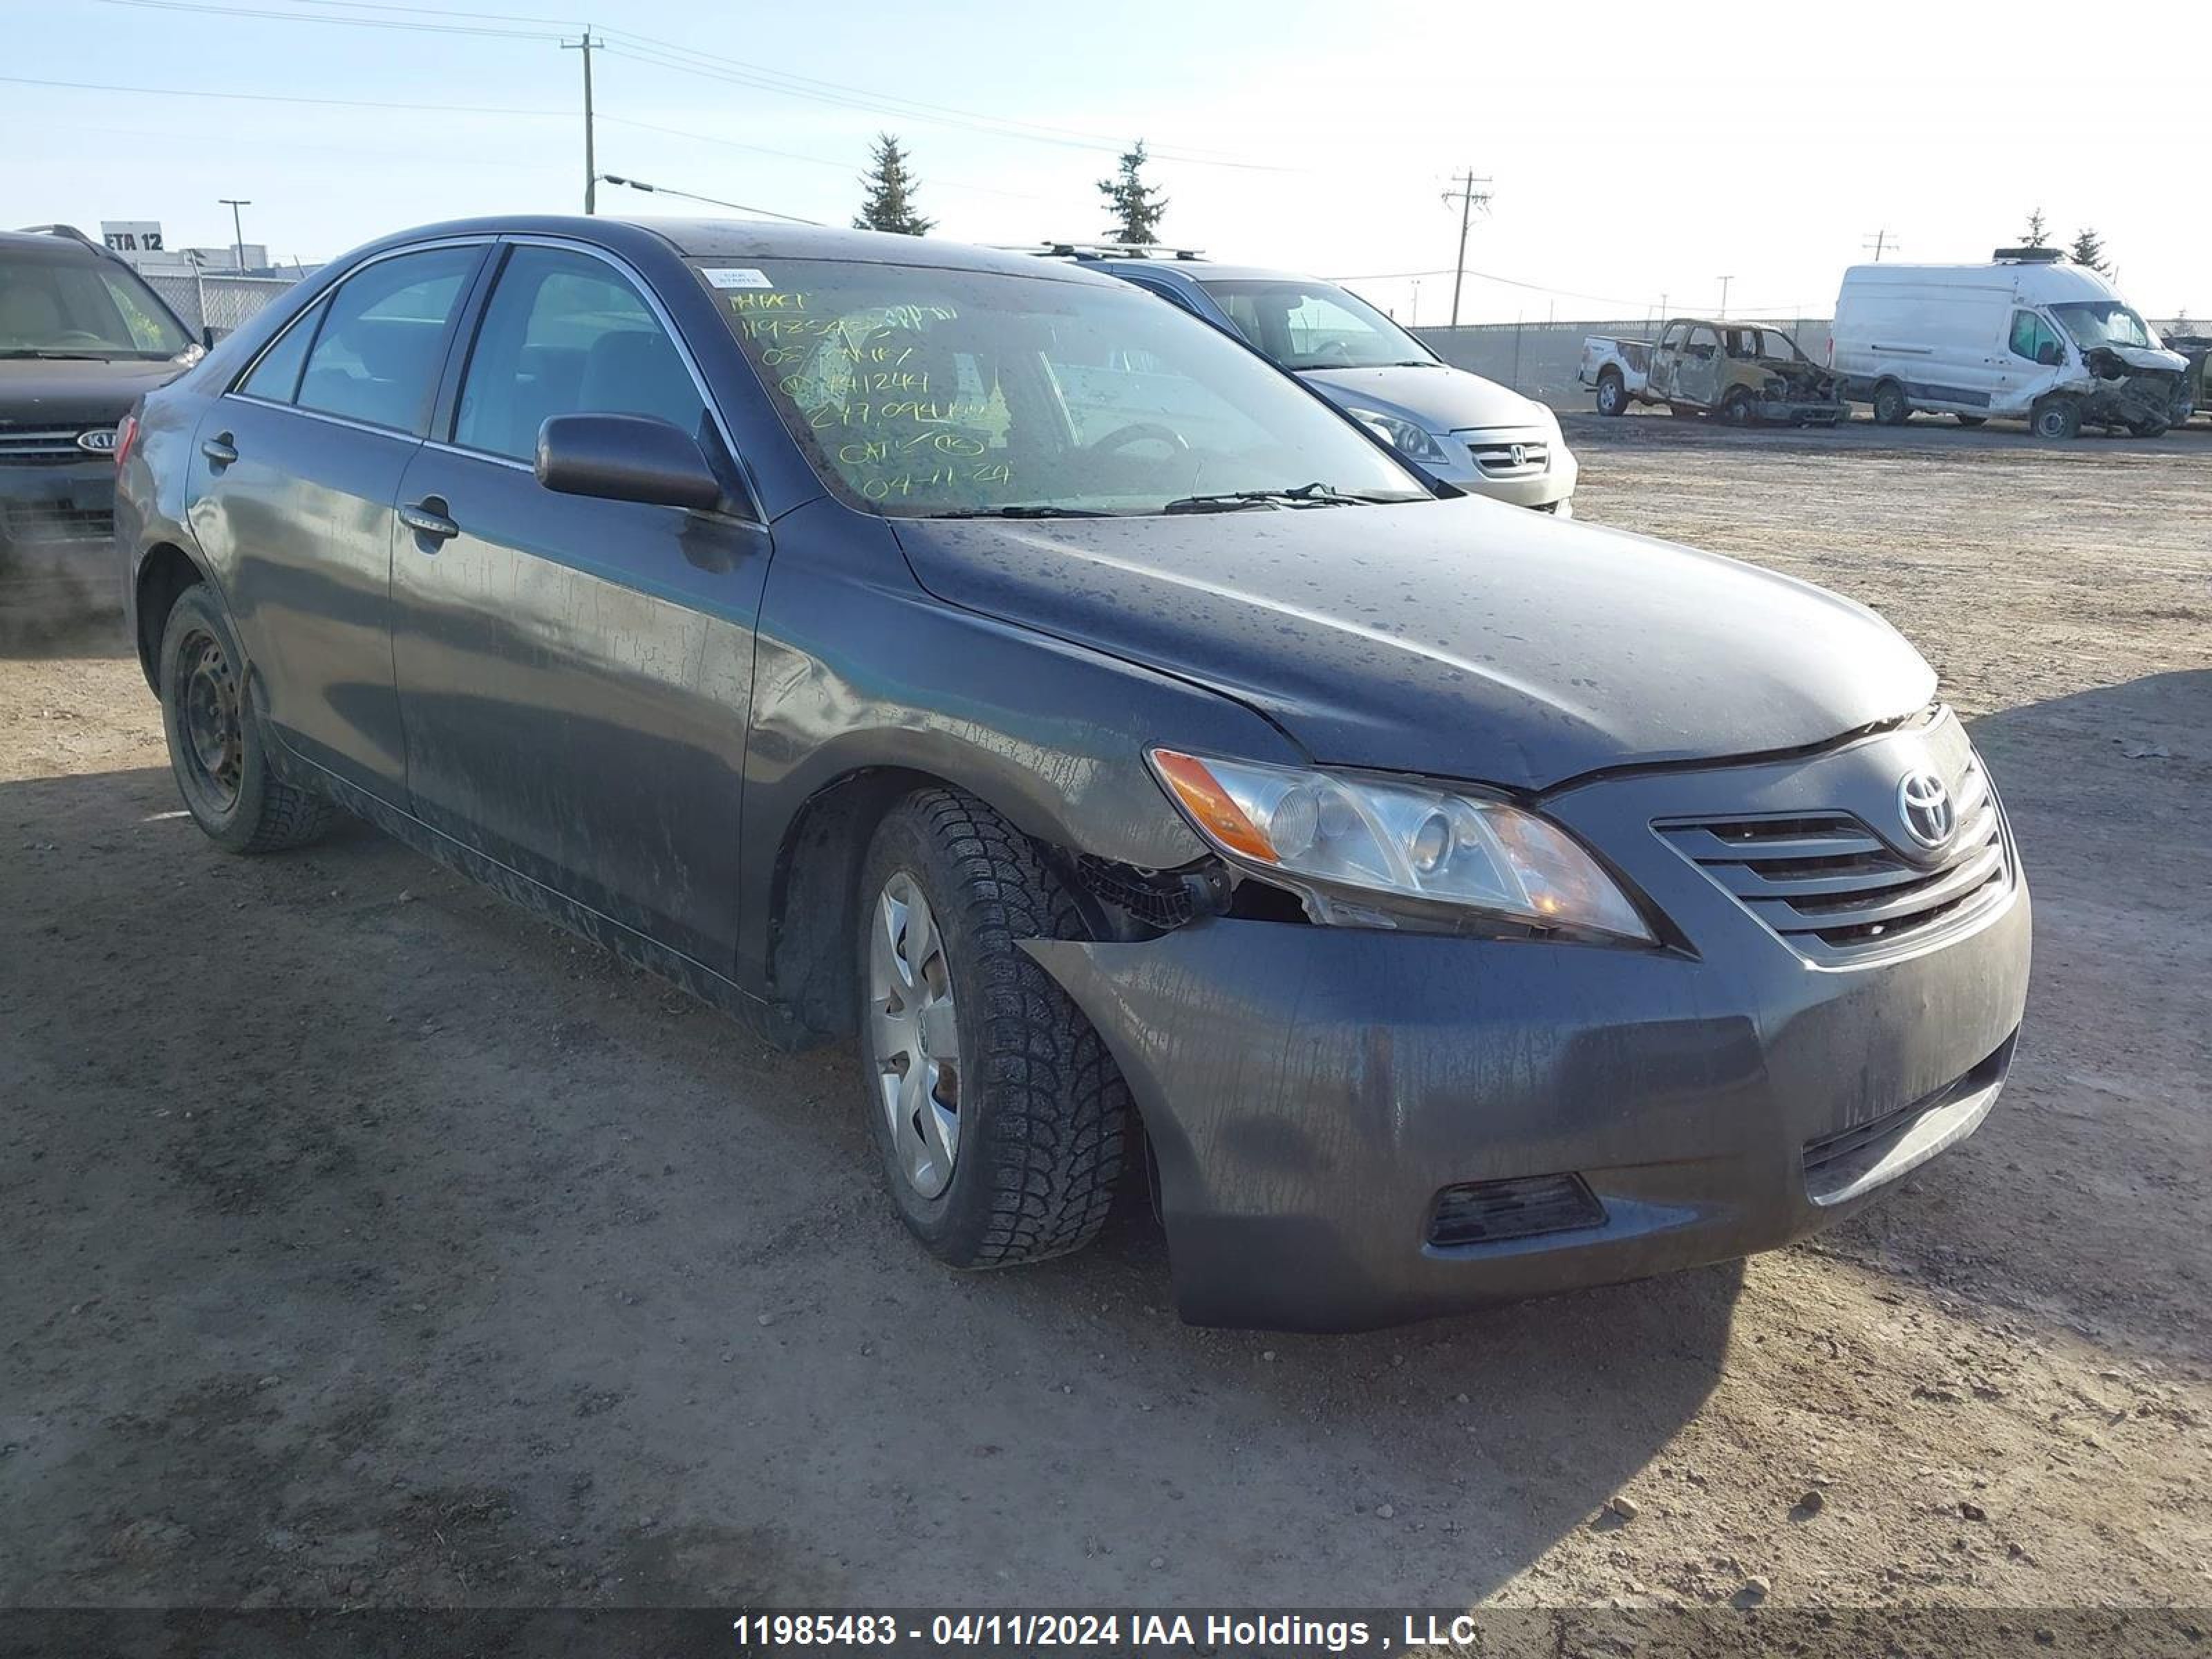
[116,218,2025,1331]
[1070,250,1577,512]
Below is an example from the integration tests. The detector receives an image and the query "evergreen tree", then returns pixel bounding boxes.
[1098,140,1168,246]
[854,133,932,236]
[2068,227,2110,276]
[2020,207,2050,248]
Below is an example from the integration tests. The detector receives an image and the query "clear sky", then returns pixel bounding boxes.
[5,0,2204,326]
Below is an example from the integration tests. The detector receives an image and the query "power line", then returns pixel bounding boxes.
[0,72,1038,202]
[597,174,821,225]
[82,0,1287,171]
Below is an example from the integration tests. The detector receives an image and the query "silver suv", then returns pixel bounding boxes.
[1067,248,1575,514]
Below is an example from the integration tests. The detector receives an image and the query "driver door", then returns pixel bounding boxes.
[1675,324,1723,407]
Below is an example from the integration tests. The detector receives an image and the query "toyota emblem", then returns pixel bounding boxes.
[1896,769,1955,850]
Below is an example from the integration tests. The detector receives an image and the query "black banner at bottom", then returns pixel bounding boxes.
[0,1606,2204,1658]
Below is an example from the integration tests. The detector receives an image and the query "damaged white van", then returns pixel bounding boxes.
[1831,250,2189,438]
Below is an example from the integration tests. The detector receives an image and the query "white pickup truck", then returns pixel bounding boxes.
[1579,320,1844,425]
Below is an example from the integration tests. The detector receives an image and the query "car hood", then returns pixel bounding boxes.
[1297,363,1546,433]
[0,356,193,429]
[2103,344,2189,375]
[890,496,1935,792]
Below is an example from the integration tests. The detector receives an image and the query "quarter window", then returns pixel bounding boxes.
[237,299,324,404]
[297,245,479,434]
[454,247,706,462]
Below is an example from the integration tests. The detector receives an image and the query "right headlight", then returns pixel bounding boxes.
[1344,406,1448,463]
[1149,749,1653,943]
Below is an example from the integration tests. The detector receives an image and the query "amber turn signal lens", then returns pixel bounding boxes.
[1150,749,1279,864]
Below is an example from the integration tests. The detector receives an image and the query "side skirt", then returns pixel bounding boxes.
[265,729,818,1052]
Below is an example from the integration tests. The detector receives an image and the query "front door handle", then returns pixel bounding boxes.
[201,433,237,468]
[398,498,460,545]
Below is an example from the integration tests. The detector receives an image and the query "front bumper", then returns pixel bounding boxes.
[1758,398,1846,424]
[0,458,120,616]
[1029,718,2031,1330]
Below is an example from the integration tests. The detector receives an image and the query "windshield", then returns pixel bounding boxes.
[0,252,194,359]
[1194,277,1432,371]
[699,259,1428,517]
[2050,301,2157,352]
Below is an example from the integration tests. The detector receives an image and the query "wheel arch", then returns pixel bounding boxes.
[133,541,212,692]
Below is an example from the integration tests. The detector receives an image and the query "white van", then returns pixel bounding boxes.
[1830,251,2188,438]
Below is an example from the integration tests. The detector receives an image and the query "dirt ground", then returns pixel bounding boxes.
[2,415,2207,1624]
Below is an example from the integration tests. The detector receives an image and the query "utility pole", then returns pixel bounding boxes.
[1717,274,1734,319]
[1862,229,1897,261]
[218,198,250,271]
[563,30,600,214]
[1441,169,1492,328]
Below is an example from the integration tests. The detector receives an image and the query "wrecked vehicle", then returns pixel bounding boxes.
[2163,335,2208,425]
[1580,319,1843,424]
[115,218,2030,1331]
[1831,250,2188,438]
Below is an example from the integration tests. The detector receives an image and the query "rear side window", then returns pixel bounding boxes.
[453,245,705,462]
[297,246,479,434]
[237,298,324,404]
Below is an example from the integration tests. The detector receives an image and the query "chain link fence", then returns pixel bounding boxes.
[141,271,303,341]
[1413,318,1834,409]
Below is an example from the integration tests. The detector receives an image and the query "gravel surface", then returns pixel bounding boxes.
[2,414,2206,1616]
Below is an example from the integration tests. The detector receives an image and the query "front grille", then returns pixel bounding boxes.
[1657,756,2009,965]
[0,427,100,465]
[1463,436,1549,476]
[0,500,115,545]
[1428,1173,1605,1248]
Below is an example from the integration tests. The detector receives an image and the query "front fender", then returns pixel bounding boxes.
[735,499,1299,985]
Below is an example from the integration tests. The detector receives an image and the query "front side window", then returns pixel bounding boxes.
[455,246,706,462]
[1194,278,1430,371]
[697,259,1425,518]
[2009,309,2064,363]
[297,245,479,433]
[2049,300,2155,352]
[1686,325,1720,357]
[0,252,194,360]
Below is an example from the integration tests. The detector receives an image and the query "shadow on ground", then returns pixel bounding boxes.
[1,763,1738,1609]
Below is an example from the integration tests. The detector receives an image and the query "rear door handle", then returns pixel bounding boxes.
[398,498,460,545]
[200,433,237,468]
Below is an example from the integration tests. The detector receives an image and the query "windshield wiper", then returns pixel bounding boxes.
[919,504,1116,519]
[0,348,126,360]
[1162,482,1382,514]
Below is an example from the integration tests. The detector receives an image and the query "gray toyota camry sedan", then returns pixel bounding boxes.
[115,218,2030,1330]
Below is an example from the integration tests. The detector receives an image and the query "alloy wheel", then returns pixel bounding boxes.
[867,872,962,1199]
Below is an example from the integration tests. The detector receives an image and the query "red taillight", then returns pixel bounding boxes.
[113,412,138,470]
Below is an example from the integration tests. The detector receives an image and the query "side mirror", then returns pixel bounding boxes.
[2036,341,2063,367]
[200,325,218,350]
[536,413,724,511]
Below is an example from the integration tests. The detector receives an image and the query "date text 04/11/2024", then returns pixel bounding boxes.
[731,1613,1511,1651]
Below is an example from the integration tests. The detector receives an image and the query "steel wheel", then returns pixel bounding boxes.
[178,628,243,812]
[867,871,962,1199]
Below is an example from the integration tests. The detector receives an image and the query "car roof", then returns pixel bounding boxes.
[0,227,114,261]
[1088,256,1334,287]
[358,216,1123,285]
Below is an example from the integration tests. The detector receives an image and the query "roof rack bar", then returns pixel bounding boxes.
[15,223,101,247]
[995,240,1207,261]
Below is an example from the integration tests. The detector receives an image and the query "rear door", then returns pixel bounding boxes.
[187,241,488,803]
[388,239,771,967]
